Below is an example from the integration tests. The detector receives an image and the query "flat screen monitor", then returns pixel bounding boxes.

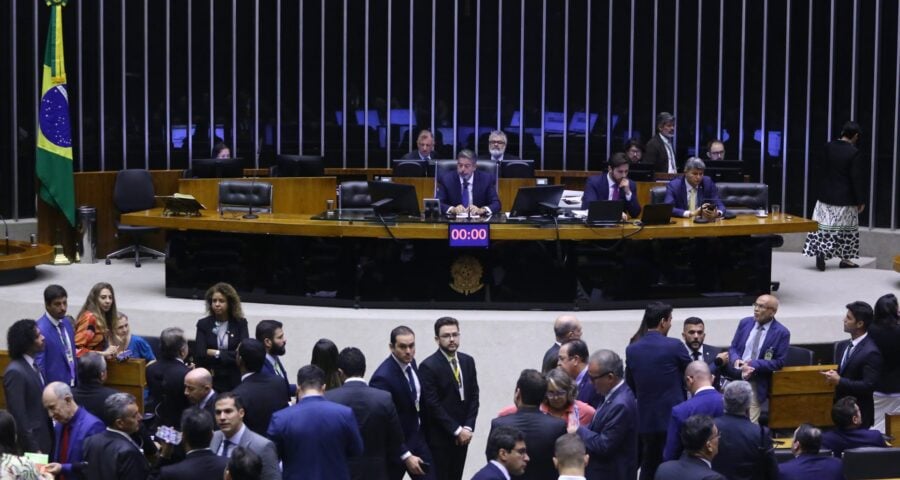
[627,163,656,182]
[190,158,244,178]
[274,154,324,177]
[367,181,421,217]
[392,159,428,177]
[508,185,565,217]
[500,159,535,178]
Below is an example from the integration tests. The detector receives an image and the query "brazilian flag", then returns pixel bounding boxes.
[36,0,75,227]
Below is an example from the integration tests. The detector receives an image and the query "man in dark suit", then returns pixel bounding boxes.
[3,318,53,453]
[418,317,480,480]
[570,349,638,480]
[402,129,436,161]
[625,302,692,480]
[82,393,150,480]
[370,326,432,480]
[153,408,227,480]
[490,369,567,480]
[436,149,501,215]
[642,112,678,173]
[325,347,406,480]
[541,315,582,374]
[553,433,588,479]
[210,392,281,480]
[72,352,120,418]
[558,339,602,408]
[184,368,218,421]
[268,365,363,480]
[479,130,521,162]
[663,157,726,219]
[779,424,844,480]
[711,381,778,480]
[581,152,642,218]
[147,327,192,427]
[232,339,290,436]
[256,319,296,398]
[681,317,726,387]
[42,382,106,479]
[655,415,726,480]
[821,396,887,457]
[35,284,77,387]
[822,301,883,428]
[663,361,724,461]
[471,426,528,480]
[725,294,791,423]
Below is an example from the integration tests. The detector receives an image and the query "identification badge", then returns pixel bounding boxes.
[764,348,774,361]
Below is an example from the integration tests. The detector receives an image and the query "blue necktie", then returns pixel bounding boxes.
[461,181,470,208]
[406,365,417,398]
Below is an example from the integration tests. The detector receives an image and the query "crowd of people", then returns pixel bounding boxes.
[1,279,897,479]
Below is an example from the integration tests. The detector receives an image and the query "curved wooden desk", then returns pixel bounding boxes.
[0,241,54,285]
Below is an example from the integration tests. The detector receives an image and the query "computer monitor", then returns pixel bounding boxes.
[274,154,324,177]
[367,181,421,217]
[499,159,535,178]
[190,158,245,178]
[626,162,656,182]
[508,185,565,217]
[392,159,428,177]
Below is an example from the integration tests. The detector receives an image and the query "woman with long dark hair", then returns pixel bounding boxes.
[310,338,342,391]
[0,410,52,479]
[195,282,250,392]
[74,282,120,357]
[870,293,900,432]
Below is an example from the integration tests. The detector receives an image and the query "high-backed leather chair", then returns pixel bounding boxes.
[338,181,371,209]
[842,447,900,479]
[650,186,668,204]
[218,181,273,214]
[106,169,166,267]
[392,160,428,177]
[475,159,499,177]
[784,346,814,366]
[716,182,769,215]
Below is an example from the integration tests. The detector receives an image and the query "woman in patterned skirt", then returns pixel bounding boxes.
[803,121,866,270]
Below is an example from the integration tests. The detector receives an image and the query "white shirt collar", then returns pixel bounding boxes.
[241,372,253,381]
[46,313,63,327]
[23,354,37,369]
[694,385,716,395]
[392,354,411,370]
[606,378,625,399]
[850,332,868,348]
[488,460,511,480]
[200,389,216,408]
[558,476,587,480]
[225,424,246,444]
[344,377,367,385]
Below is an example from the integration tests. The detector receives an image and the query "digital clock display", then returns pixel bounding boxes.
[448,223,490,248]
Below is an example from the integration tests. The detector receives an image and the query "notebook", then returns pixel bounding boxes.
[640,203,675,225]
[585,200,626,226]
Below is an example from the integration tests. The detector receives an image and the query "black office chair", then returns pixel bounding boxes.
[475,160,499,177]
[218,181,273,214]
[784,346,814,366]
[338,181,371,209]
[842,447,900,479]
[500,160,535,178]
[106,169,166,267]
[392,160,428,177]
[650,186,668,204]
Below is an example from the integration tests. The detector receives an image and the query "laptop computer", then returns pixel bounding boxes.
[640,203,674,225]
[585,200,626,226]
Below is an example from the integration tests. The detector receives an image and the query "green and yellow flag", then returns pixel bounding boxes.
[36,0,75,226]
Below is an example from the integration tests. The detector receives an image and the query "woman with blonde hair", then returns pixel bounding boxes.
[74,282,119,357]
[497,368,596,427]
[195,282,249,392]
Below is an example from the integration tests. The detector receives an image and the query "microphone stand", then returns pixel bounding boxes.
[243,174,259,219]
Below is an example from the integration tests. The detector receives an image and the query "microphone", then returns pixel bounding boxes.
[714,356,726,367]
[0,214,9,255]
[243,172,258,220]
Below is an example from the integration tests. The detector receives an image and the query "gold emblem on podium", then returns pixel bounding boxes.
[449,255,484,295]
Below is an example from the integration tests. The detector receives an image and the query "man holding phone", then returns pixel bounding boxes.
[663,157,726,219]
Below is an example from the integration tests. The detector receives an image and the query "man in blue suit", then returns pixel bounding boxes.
[35,284,77,387]
[557,339,602,408]
[570,349,638,480]
[268,365,363,480]
[370,326,433,480]
[471,426,529,480]
[255,319,296,398]
[436,149,500,216]
[725,294,791,423]
[581,152,642,218]
[663,157,726,219]
[779,424,844,480]
[43,382,105,479]
[625,302,692,480]
[821,396,887,457]
[663,361,724,461]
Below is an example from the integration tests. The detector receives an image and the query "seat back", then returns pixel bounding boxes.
[392,160,428,177]
[842,447,900,479]
[114,169,157,214]
[218,181,273,213]
[650,186,667,205]
[500,160,535,178]
[475,160,499,177]
[339,181,371,209]
[784,346,814,366]
[717,182,768,215]
[432,159,458,178]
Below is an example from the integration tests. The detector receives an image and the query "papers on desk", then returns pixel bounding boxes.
[560,190,584,208]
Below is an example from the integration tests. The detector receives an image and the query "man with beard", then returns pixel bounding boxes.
[256,319,295,398]
[581,152,642,218]
[479,130,520,162]
[643,112,678,173]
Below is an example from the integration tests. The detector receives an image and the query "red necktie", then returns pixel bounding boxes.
[612,186,620,200]
[59,422,71,465]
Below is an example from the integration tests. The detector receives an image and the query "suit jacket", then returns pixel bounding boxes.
[576,371,603,408]
[82,430,150,480]
[686,344,723,388]
[868,322,900,393]
[72,380,120,420]
[369,356,429,462]
[232,371,290,437]
[2,358,53,453]
[35,313,77,386]
[325,380,404,480]
[655,454,726,480]
[818,138,866,206]
[663,175,726,217]
[541,343,560,374]
[581,175,642,218]
[194,315,250,393]
[435,170,501,213]
[833,335,883,428]
[401,151,431,161]
[726,317,791,403]
[153,449,228,480]
[267,395,364,480]
[470,462,507,480]
[261,356,297,397]
[418,350,479,447]
[147,357,191,427]
[199,391,219,423]
[663,388,724,461]
[52,407,106,478]
[210,426,281,480]
[477,153,521,161]
[575,382,638,480]
[711,413,778,480]
[821,427,887,457]
[643,134,675,173]
[490,406,567,480]
[625,331,692,433]
[778,454,844,480]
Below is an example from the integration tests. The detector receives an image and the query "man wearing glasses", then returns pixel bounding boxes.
[480,130,520,162]
[724,294,791,423]
[418,317,480,480]
[706,140,726,162]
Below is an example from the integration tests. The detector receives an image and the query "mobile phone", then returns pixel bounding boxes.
[419,460,431,474]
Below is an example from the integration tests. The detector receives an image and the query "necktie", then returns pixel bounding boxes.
[461,181,470,207]
[405,365,417,398]
[692,351,702,361]
[611,185,621,200]
[840,343,855,372]
[221,439,233,457]
[688,188,697,212]
[450,357,461,387]
[59,422,71,464]
[749,325,764,360]
[664,139,676,173]
[273,358,285,379]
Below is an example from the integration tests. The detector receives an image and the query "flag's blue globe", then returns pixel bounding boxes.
[39,85,72,148]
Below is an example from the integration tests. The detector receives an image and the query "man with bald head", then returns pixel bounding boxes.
[542,315,582,374]
[725,294,791,423]
[662,361,724,461]
[43,381,105,479]
[185,368,218,421]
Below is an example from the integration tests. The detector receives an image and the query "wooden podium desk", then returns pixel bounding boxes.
[768,364,838,430]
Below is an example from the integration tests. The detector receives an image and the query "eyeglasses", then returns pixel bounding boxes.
[708,150,725,156]
[589,370,613,381]
[439,332,460,339]
[546,390,568,398]
[489,140,507,146]
[512,447,528,455]
[752,303,772,310]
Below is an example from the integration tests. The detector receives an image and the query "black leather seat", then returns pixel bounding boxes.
[717,182,768,215]
[475,160,499,177]
[650,186,667,204]
[218,181,273,214]
[784,345,814,366]
[106,169,166,267]
[392,160,427,177]
[339,181,371,209]
[842,447,900,479]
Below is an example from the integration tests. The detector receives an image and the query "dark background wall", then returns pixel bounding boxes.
[1,0,899,228]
